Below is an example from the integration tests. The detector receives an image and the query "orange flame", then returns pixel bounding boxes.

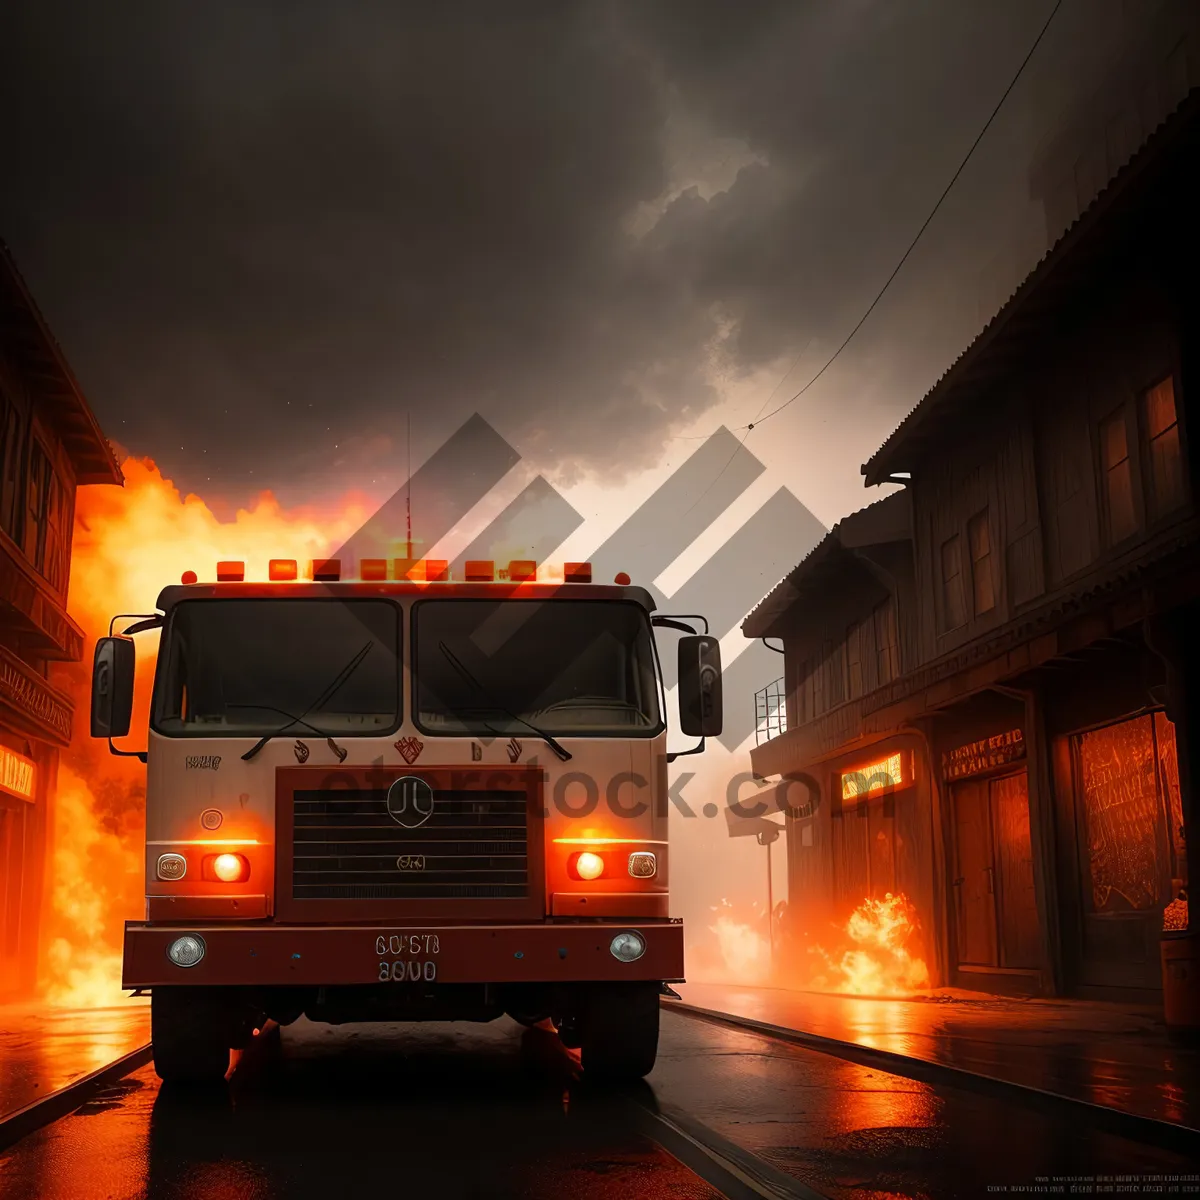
[41,458,365,1008]
[807,893,931,996]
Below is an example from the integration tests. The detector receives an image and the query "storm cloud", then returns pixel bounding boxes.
[0,0,1103,501]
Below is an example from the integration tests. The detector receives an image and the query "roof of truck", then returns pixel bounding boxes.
[154,580,658,612]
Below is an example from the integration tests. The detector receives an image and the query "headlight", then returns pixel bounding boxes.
[156,853,187,881]
[627,851,657,879]
[203,853,250,883]
[167,935,206,968]
[573,851,604,881]
[609,931,646,962]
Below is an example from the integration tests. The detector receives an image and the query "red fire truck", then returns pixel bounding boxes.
[90,557,723,1083]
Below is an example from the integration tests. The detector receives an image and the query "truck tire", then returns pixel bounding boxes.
[579,982,660,1082]
[152,987,233,1084]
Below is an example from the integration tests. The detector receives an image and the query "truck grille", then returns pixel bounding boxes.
[292,787,529,900]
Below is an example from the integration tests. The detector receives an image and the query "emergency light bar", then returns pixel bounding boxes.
[465,560,494,582]
[269,559,298,581]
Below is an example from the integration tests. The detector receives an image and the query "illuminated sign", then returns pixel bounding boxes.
[942,728,1025,781]
[842,751,906,800]
[0,745,36,802]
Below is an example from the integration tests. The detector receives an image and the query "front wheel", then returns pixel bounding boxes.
[151,987,234,1084]
[579,982,660,1082]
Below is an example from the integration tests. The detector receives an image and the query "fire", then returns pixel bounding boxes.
[706,898,771,984]
[41,458,365,1008]
[807,893,931,996]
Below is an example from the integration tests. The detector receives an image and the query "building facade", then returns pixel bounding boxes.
[0,241,123,1001]
[747,87,1200,1004]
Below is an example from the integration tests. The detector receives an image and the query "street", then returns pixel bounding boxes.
[2,1007,1195,1200]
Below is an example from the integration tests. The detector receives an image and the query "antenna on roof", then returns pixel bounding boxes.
[406,412,413,561]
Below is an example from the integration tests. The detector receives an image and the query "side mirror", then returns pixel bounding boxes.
[91,636,136,739]
[677,634,723,738]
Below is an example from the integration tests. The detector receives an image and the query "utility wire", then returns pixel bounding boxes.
[746,0,1062,431]
[673,0,1064,513]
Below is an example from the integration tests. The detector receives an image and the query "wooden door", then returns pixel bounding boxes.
[952,780,997,966]
[0,804,20,995]
[1070,715,1174,991]
[989,772,1041,970]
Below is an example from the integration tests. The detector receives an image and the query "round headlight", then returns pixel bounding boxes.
[167,935,206,968]
[609,931,646,962]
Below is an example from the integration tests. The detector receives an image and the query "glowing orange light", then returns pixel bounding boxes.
[614,572,631,585]
[466,560,495,581]
[564,562,592,583]
[269,559,298,581]
[210,853,249,883]
[312,558,341,581]
[216,560,245,582]
[0,745,36,801]
[508,560,536,582]
[360,559,387,581]
[574,851,604,881]
[554,838,667,845]
[181,570,198,585]
[842,752,904,800]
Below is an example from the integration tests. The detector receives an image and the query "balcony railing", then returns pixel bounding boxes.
[754,677,787,746]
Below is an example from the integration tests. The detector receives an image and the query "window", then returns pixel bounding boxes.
[0,392,23,541]
[154,598,402,736]
[799,658,815,723]
[1100,410,1137,543]
[24,443,50,570]
[21,441,71,591]
[1143,376,1184,519]
[412,599,661,736]
[847,623,863,699]
[873,601,897,685]
[940,535,966,630]
[968,510,995,615]
[41,469,71,593]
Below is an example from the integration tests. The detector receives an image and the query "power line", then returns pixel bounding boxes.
[673,0,1063,506]
[746,0,1062,431]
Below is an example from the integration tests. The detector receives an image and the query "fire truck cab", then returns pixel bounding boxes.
[90,557,722,1084]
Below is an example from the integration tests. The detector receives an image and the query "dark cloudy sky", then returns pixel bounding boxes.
[1,0,1184,511]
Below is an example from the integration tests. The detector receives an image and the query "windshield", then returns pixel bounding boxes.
[152,599,401,737]
[413,599,662,737]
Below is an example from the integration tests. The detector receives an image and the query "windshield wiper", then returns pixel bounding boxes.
[227,704,334,740]
[240,640,375,761]
[437,640,572,762]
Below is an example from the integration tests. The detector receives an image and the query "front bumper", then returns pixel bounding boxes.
[123,920,684,988]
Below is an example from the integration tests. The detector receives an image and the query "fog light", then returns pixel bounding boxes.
[167,935,206,968]
[156,853,187,881]
[574,851,604,881]
[628,851,657,879]
[609,931,646,962]
[204,852,250,883]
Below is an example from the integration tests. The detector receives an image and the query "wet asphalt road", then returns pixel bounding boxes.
[1,1009,1197,1200]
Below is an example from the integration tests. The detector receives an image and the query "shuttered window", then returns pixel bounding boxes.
[1143,376,1184,520]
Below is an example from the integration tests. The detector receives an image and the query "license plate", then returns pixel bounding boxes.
[376,932,440,983]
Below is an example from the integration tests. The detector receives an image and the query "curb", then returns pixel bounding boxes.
[0,1044,153,1154]
[662,999,1200,1158]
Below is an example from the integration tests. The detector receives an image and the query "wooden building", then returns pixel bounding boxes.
[746,87,1200,1003]
[0,241,123,1001]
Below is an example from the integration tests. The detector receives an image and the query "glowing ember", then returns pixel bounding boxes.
[1163,897,1188,932]
[807,893,931,996]
[41,458,366,1008]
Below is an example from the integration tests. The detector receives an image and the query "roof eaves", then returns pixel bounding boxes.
[861,84,1200,487]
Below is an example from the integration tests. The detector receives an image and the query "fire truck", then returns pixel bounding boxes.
[90,556,723,1083]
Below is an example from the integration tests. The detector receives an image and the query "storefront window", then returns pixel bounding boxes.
[1073,714,1177,914]
[1153,712,1186,887]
